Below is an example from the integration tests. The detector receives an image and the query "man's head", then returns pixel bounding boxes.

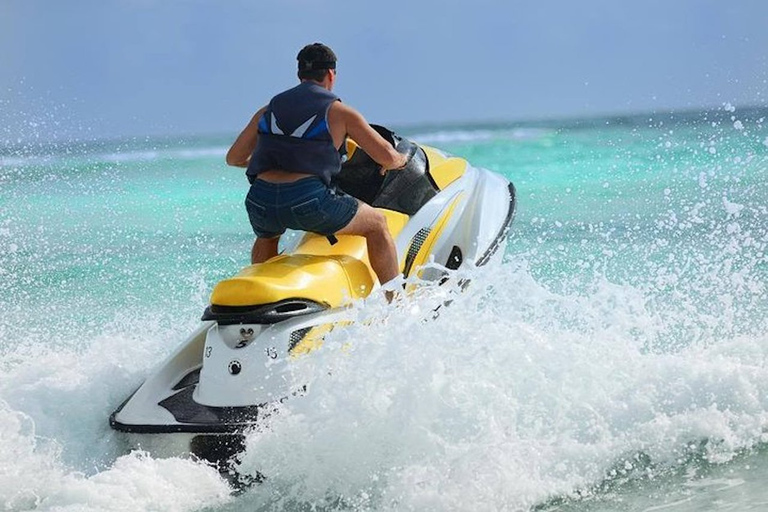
[297,43,337,83]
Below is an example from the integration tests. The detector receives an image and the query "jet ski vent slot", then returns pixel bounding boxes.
[404,227,431,277]
[275,303,309,313]
[202,299,328,325]
[288,327,313,353]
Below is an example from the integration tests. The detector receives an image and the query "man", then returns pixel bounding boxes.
[226,43,407,288]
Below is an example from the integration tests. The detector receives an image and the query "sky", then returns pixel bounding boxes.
[1,0,767,141]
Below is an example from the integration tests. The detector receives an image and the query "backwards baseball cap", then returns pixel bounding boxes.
[297,43,337,72]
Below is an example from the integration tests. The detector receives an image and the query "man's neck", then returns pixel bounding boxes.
[301,78,332,91]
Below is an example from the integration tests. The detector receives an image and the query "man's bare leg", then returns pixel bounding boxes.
[335,201,399,285]
[251,236,280,264]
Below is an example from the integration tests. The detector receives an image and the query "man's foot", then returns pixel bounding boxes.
[381,276,405,304]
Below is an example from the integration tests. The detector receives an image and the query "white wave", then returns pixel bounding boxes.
[1,157,26,167]
[0,155,56,167]
[100,150,161,163]
[2,258,767,510]
[0,146,228,168]
[99,146,226,164]
[173,147,228,159]
[0,311,232,511]
[233,264,768,510]
[0,404,230,512]
[410,127,553,145]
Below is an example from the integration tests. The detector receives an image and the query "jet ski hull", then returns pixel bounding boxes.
[110,129,516,461]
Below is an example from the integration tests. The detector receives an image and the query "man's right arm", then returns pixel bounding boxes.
[335,104,408,173]
[226,106,267,168]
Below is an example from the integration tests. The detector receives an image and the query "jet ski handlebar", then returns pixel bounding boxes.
[336,125,438,215]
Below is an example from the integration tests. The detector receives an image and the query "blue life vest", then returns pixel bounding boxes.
[246,82,345,185]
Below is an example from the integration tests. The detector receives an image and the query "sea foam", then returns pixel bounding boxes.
[232,262,768,511]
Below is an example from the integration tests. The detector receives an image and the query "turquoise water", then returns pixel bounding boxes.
[1,107,767,510]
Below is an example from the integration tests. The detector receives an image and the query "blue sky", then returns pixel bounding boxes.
[1,0,767,141]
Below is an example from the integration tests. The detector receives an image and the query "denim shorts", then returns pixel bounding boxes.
[245,177,359,239]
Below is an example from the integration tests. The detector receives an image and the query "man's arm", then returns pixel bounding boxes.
[332,103,408,172]
[226,106,267,168]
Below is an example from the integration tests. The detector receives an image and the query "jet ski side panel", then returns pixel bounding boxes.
[110,321,211,430]
[477,181,517,266]
[398,165,516,278]
[430,165,514,267]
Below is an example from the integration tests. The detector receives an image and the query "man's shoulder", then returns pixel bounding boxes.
[328,101,359,118]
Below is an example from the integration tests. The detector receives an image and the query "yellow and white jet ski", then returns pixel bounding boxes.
[109,126,516,463]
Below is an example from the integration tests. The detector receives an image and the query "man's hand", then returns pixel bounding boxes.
[379,153,408,175]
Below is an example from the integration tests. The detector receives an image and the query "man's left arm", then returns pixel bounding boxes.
[226,106,267,168]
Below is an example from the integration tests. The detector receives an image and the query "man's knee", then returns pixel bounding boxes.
[339,205,388,237]
[368,209,389,235]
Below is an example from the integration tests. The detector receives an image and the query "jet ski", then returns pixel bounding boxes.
[109,126,516,465]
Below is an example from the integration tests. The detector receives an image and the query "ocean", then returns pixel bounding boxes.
[1,106,767,511]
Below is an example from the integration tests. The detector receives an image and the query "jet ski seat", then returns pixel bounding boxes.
[209,209,409,309]
[209,129,432,312]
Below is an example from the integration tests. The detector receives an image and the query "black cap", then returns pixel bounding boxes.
[297,43,337,73]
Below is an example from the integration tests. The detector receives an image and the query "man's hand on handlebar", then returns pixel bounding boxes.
[379,153,409,175]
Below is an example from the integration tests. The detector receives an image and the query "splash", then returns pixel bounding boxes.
[1,107,767,510]
[0,400,230,511]
[230,257,768,510]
